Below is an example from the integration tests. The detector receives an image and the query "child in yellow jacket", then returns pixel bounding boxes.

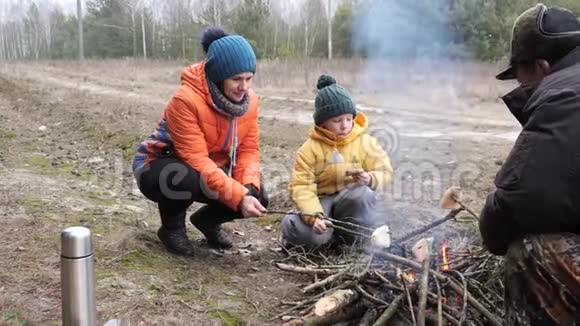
[281,74,393,249]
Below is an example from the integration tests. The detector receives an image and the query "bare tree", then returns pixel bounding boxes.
[273,17,278,56]
[213,0,221,25]
[141,1,147,59]
[327,0,333,59]
[130,3,137,56]
[301,0,325,57]
[77,0,83,59]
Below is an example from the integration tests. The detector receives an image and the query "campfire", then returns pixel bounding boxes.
[273,187,505,325]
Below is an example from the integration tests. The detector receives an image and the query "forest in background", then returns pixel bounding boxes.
[1,0,579,61]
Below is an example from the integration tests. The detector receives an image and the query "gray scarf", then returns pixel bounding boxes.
[208,80,250,118]
[207,80,250,176]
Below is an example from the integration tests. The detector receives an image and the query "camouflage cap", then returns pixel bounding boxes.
[497,3,580,80]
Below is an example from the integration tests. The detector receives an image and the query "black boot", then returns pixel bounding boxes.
[157,226,194,256]
[190,206,234,249]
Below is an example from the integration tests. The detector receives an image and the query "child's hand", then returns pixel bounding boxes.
[345,168,364,176]
[352,171,372,186]
[312,218,328,234]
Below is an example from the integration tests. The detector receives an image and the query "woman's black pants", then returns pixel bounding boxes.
[135,157,269,230]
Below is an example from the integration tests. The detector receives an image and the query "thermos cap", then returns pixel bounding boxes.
[61,226,93,258]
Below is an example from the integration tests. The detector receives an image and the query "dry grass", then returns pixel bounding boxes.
[7,58,515,104]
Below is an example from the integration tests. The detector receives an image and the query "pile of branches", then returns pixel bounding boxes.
[272,241,505,326]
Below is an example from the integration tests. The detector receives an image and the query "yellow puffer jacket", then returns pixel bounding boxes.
[289,113,393,225]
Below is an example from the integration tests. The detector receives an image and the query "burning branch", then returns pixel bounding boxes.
[441,240,449,271]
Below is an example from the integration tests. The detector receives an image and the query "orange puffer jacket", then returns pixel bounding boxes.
[134,61,261,210]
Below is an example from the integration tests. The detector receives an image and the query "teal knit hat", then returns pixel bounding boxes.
[313,75,357,125]
[202,27,256,83]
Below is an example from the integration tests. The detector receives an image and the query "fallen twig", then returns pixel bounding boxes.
[276,263,335,275]
[324,216,375,233]
[417,248,431,326]
[359,308,379,326]
[303,268,349,293]
[427,297,461,325]
[287,301,367,326]
[372,293,405,326]
[453,271,469,326]
[434,277,443,326]
[355,284,389,306]
[326,222,370,239]
[401,274,417,326]
[245,288,262,316]
[270,292,327,321]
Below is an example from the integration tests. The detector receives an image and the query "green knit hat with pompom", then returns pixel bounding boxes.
[313,74,357,125]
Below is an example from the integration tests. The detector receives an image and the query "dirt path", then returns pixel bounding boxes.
[0,60,516,325]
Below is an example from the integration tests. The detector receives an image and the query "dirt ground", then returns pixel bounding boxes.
[0,59,519,325]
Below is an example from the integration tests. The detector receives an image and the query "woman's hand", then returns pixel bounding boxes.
[312,218,328,234]
[239,195,267,218]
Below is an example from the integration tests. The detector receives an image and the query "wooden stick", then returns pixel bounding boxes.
[355,284,389,306]
[267,209,304,216]
[325,222,370,239]
[370,250,504,326]
[372,293,405,326]
[312,289,359,317]
[303,269,349,293]
[453,271,469,326]
[427,297,461,325]
[276,263,334,275]
[442,310,461,325]
[457,202,480,221]
[401,274,417,326]
[373,271,403,292]
[299,301,367,326]
[324,216,374,233]
[413,309,448,326]
[359,308,379,326]
[325,216,375,233]
[393,209,462,245]
[434,277,443,326]
[417,249,431,326]
[269,292,327,321]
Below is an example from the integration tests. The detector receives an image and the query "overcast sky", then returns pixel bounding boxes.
[54,0,76,14]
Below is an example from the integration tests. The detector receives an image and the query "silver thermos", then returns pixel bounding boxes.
[61,226,97,326]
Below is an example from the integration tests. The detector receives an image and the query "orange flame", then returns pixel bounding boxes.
[442,240,449,271]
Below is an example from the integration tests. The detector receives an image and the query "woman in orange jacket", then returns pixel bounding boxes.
[133,27,268,256]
